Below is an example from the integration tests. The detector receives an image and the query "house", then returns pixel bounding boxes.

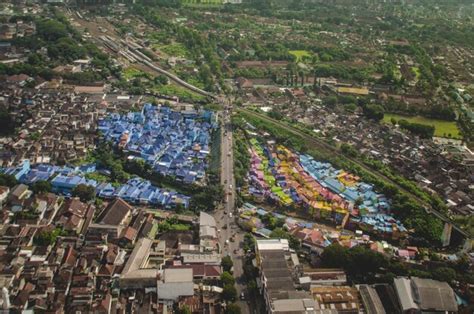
[99,198,133,226]
[57,198,91,234]
[8,184,31,206]
[0,186,10,205]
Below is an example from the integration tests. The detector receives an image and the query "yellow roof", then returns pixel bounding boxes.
[337,87,369,95]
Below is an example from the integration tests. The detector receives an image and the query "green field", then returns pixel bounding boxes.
[383,113,461,139]
[289,50,311,62]
[153,83,206,102]
[122,67,147,80]
[155,43,189,58]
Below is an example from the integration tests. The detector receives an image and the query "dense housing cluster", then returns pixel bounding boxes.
[2,159,191,208]
[246,139,405,236]
[99,104,217,184]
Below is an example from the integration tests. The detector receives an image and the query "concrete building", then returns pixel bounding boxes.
[256,239,317,314]
[120,238,165,289]
[394,277,458,313]
[157,268,194,305]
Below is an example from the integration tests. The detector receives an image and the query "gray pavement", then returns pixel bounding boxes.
[217,97,252,314]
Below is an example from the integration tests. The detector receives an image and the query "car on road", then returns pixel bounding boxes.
[227,152,231,157]
[225,240,229,245]
[229,213,233,218]
[240,292,245,300]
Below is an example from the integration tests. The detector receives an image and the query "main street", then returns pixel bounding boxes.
[217,97,251,314]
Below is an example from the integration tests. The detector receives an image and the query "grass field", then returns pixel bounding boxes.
[383,113,461,139]
[289,50,311,62]
[122,67,147,80]
[153,83,206,102]
[158,43,189,58]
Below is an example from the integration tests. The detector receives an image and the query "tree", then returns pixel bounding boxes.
[175,305,191,314]
[321,244,350,269]
[72,184,96,202]
[221,271,235,286]
[243,233,255,252]
[225,303,241,314]
[221,255,233,272]
[34,227,66,246]
[31,180,52,194]
[36,19,68,42]
[340,143,357,157]
[270,228,300,251]
[222,284,237,302]
[0,173,17,188]
[363,104,384,121]
[432,267,456,284]
[0,109,15,135]
[155,75,168,86]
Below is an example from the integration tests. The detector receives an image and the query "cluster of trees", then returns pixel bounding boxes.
[384,98,456,122]
[4,10,117,83]
[321,244,472,285]
[232,131,251,189]
[314,64,370,81]
[93,141,130,183]
[397,119,435,139]
[31,180,52,194]
[133,4,223,92]
[34,227,68,246]
[362,103,385,121]
[157,216,190,233]
[0,174,17,188]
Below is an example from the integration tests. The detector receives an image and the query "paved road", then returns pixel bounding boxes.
[217,97,251,314]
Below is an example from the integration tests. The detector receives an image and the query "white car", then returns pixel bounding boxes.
[229,213,233,218]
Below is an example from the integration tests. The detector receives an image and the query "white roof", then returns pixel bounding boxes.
[163,268,193,283]
[256,239,289,251]
[272,298,317,312]
[157,282,194,301]
[200,225,217,238]
[199,211,216,227]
